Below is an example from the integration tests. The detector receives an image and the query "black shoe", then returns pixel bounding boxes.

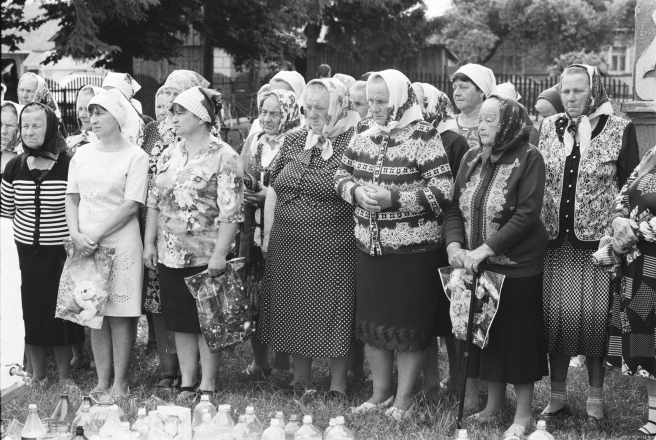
[540,405,571,419]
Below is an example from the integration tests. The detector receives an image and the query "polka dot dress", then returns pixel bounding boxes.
[543,238,613,356]
[255,127,357,359]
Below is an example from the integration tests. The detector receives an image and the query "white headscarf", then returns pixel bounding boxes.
[363,69,423,137]
[496,82,522,101]
[302,78,360,160]
[454,64,497,98]
[88,89,143,145]
[102,72,143,114]
[270,71,306,99]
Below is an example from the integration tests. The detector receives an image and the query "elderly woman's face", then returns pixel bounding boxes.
[1,107,19,148]
[89,105,120,139]
[17,77,38,105]
[561,73,590,119]
[305,87,330,135]
[349,86,368,120]
[170,105,202,139]
[478,98,501,147]
[412,84,426,112]
[21,108,48,149]
[453,79,484,113]
[260,95,283,136]
[367,80,390,126]
[77,91,94,131]
[155,94,167,121]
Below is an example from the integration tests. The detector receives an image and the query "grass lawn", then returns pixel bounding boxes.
[0,317,647,439]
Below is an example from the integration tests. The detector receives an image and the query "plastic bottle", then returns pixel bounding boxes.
[22,404,47,440]
[322,419,335,440]
[212,405,234,440]
[262,419,285,440]
[110,423,131,440]
[230,415,252,440]
[73,427,88,440]
[283,416,300,440]
[137,417,149,440]
[99,406,122,438]
[147,412,161,440]
[131,409,147,434]
[325,417,352,440]
[58,426,71,440]
[193,413,218,440]
[52,394,75,432]
[90,397,124,433]
[527,421,555,440]
[77,397,94,416]
[244,407,262,439]
[293,416,321,440]
[454,430,469,439]
[274,413,285,427]
[192,396,217,431]
[71,406,94,436]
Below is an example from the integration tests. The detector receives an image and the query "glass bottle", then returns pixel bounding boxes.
[21,404,47,440]
[192,396,217,431]
[193,413,218,440]
[73,427,89,440]
[212,405,234,440]
[527,420,555,440]
[52,394,75,432]
[244,407,262,439]
[230,415,251,440]
[283,416,300,440]
[77,397,94,416]
[99,406,122,438]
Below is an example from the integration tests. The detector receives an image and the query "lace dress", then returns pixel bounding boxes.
[67,143,149,316]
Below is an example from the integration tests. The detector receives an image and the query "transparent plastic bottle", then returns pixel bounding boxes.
[57,426,71,440]
[244,407,262,439]
[193,413,218,440]
[131,409,147,433]
[325,417,352,440]
[283,416,300,440]
[22,404,47,440]
[110,423,131,440]
[261,419,285,440]
[90,397,124,433]
[230,415,251,440]
[192,396,217,431]
[293,416,321,440]
[71,405,94,436]
[137,417,149,440]
[322,419,335,440]
[527,421,555,440]
[212,405,234,440]
[99,406,122,438]
[454,429,469,439]
[274,413,285,428]
[52,394,75,432]
[73,427,89,440]
[77,397,94,416]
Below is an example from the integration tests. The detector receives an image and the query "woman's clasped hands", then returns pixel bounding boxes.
[447,242,495,274]
[355,183,392,212]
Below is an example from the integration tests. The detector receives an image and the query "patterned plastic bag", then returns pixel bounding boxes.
[55,238,115,329]
[184,258,255,353]
[438,267,505,349]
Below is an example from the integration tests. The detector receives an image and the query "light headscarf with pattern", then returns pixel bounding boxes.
[18,72,61,118]
[420,83,457,133]
[251,89,301,168]
[173,86,223,129]
[163,70,210,94]
[333,73,356,90]
[302,78,361,160]
[1,101,24,153]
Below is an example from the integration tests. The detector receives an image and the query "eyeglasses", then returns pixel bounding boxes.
[259,109,281,119]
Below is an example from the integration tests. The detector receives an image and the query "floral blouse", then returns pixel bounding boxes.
[147,136,244,268]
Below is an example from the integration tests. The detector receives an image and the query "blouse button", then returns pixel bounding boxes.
[573,156,577,159]
[566,229,570,232]
[567,200,570,203]
[569,184,572,188]
[570,170,574,173]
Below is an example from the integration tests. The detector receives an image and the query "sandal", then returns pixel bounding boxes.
[384,403,415,422]
[350,395,394,414]
[503,419,533,439]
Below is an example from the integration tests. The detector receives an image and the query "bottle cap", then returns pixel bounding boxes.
[275,411,284,418]
[537,420,547,428]
[329,418,335,426]
[245,406,254,413]
[335,416,345,424]
[200,395,209,402]
[60,393,69,398]
[109,405,119,412]
[289,415,297,421]
[75,427,84,436]
[224,404,231,410]
[29,403,37,410]
[302,415,312,424]
[137,408,146,416]
[238,415,246,422]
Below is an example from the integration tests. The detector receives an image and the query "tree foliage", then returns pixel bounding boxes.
[548,49,608,75]
[1,0,49,51]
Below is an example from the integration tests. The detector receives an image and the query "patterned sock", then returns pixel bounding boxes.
[586,386,604,420]
[639,396,656,435]
[542,381,567,414]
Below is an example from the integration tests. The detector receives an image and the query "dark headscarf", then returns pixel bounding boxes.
[20,102,68,160]
[536,85,565,115]
[465,96,533,180]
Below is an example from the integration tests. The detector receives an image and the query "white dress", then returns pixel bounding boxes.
[67,143,149,317]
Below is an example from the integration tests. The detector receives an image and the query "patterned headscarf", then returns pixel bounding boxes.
[18,72,61,118]
[420,83,457,133]
[19,102,68,160]
[302,78,361,160]
[362,69,423,137]
[1,101,24,153]
[465,96,533,179]
[559,64,613,158]
[88,89,144,145]
[251,89,301,167]
[163,70,210,94]
[173,86,222,128]
[256,84,271,111]
[333,73,356,90]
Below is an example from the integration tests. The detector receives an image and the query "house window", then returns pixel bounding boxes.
[611,46,627,72]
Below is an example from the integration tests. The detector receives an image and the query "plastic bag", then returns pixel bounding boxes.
[1,418,23,440]
[184,258,254,353]
[438,267,505,349]
[55,238,115,329]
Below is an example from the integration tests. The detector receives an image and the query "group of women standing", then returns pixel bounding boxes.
[1,61,654,438]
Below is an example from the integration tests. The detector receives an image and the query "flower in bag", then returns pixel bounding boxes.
[640,217,656,242]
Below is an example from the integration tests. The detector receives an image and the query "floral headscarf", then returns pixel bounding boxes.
[19,102,68,160]
[420,83,457,133]
[163,70,210,94]
[251,89,301,168]
[1,101,24,153]
[256,84,271,110]
[362,69,423,137]
[18,72,61,118]
[558,64,613,158]
[333,73,356,90]
[302,78,361,160]
[88,89,144,145]
[465,96,533,180]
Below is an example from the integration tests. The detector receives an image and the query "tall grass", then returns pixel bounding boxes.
[0,317,646,439]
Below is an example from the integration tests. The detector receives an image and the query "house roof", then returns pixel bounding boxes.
[1,3,58,53]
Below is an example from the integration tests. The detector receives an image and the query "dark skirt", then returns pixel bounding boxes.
[466,273,548,384]
[159,264,207,334]
[355,249,439,352]
[18,247,85,347]
[434,248,452,337]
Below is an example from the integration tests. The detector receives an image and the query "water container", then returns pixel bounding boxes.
[137,417,149,440]
[230,415,252,440]
[77,397,94,416]
[283,416,300,440]
[52,394,75,432]
[274,413,285,427]
[110,423,131,440]
[71,406,94,436]
[293,416,321,440]
[325,416,352,439]
[192,396,217,431]
[322,419,335,440]
[527,420,555,440]
[262,419,285,440]
[90,397,124,433]
[212,405,234,440]
[244,407,263,439]
[22,404,47,440]
[99,406,122,438]
[193,413,218,440]
[131,409,147,433]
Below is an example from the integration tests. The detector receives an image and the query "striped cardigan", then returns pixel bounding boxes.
[1,153,71,247]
